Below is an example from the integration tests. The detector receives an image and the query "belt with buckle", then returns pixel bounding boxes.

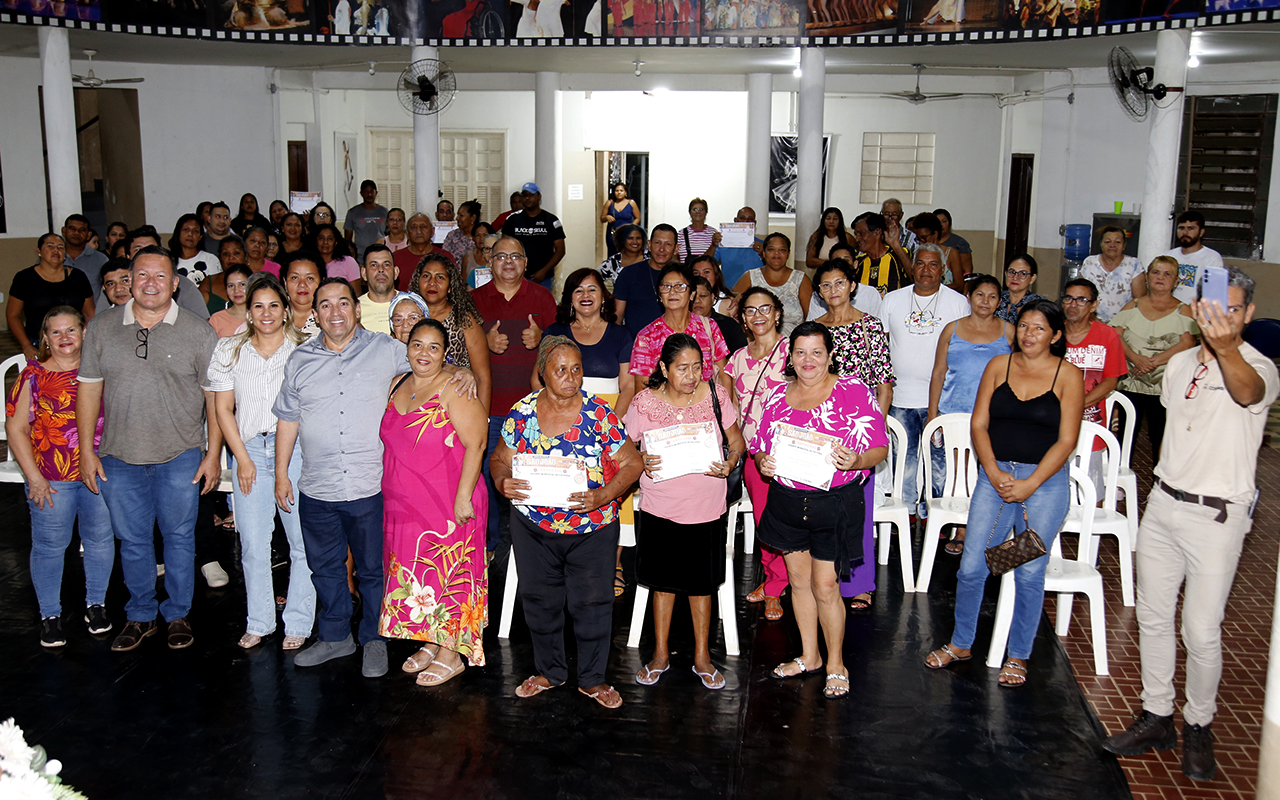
[1154,479,1229,524]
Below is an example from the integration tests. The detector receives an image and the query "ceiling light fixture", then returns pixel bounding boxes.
[368,61,377,76]
[633,59,645,77]
[1187,54,1200,68]
[793,66,803,78]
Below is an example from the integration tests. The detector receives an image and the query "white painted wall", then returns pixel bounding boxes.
[0,55,51,236]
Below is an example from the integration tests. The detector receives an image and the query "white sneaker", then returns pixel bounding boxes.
[202,562,230,588]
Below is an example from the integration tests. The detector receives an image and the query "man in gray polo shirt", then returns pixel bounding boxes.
[76,245,222,652]
[273,278,410,678]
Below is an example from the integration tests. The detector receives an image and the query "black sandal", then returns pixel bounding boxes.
[613,566,626,598]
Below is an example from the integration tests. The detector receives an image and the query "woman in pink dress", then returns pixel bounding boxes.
[379,318,490,687]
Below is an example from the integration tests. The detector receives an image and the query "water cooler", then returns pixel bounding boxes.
[1060,223,1090,292]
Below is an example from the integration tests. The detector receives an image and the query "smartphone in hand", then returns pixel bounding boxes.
[1198,266,1230,313]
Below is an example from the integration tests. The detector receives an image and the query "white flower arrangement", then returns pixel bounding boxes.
[0,719,87,800]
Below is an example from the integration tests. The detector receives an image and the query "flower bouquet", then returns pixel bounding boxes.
[0,718,87,800]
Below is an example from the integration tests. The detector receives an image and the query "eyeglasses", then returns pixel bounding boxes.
[1005,269,1032,280]
[658,283,689,294]
[1185,362,1209,399]
[1060,295,1092,306]
[742,304,776,317]
[491,253,527,265]
[392,313,424,327]
[883,212,902,220]
[818,280,849,293]
[136,328,149,360]
[479,246,493,255]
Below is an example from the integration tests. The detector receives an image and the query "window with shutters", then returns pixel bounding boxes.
[860,132,934,206]
[1176,94,1276,259]
[367,128,506,222]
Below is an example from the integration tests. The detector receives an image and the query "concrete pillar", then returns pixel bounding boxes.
[795,48,825,272]
[746,72,773,235]
[535,71,562,215]
[412,44,441,216]
[38,28,81,228]
[1258,552,1280,796]
[1137,29,1190,267]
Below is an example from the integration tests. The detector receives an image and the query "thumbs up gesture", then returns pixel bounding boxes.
[522,313,543,350]
[487,320,509,354]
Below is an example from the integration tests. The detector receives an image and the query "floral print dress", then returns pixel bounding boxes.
[828,315,895,391]
[378,389,489,665]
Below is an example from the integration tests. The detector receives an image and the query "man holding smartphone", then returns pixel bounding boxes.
[1103,266,1278,782]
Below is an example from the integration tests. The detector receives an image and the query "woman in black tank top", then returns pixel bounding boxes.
[925,300,1084,688]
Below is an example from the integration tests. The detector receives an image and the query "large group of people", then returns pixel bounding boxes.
[7,191,1274,783]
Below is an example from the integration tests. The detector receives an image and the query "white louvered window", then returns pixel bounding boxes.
[860,132,935,206]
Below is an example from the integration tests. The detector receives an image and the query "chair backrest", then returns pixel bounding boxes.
[1050,465,1097,574]
[876,413,908,502]
[1072,420,1121,510]
[1103,390,1136,469]
[0,353,28,450]
[921,412,977,499]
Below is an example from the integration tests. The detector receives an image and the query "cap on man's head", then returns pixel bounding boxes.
[522,182,541,194]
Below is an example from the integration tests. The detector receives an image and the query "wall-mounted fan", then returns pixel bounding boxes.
[398,59,457,116]
[73,50,144,88]
[1108,46,1181,120]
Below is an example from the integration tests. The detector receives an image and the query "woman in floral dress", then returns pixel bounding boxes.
[379,319,490,687]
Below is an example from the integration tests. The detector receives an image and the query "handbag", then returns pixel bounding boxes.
[983,504,1047,576]
[708,378,744,507]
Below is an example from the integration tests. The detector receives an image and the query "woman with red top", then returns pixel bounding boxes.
[628,263,731,398]
[6,306,113,648]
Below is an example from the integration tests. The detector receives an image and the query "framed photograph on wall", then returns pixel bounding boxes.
[335,132,359,213]
[769,133,831,215]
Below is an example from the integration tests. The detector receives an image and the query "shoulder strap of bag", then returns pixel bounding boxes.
[390,372,412,399]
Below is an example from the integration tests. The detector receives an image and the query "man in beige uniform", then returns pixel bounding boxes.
[1104,266,1279,782]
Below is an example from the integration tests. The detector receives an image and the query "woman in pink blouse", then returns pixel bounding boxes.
[5,306,112,648]
[751,321,889,700]
[725,287,789,622]
[624,333,745,691]
[629,263,731,398]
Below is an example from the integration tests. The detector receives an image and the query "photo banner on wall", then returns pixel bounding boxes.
[769,133,831,215]
[902,0,1000,33]
[701,0,804,36]
[372,0,602,38]
[805,0,897,35]
[607,0,700,35]
[219,0,313,32]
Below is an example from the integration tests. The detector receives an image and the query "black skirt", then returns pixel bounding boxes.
[635,511,727,595]
[758,478,866,579]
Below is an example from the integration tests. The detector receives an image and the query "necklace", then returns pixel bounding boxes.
[575,315,596,335]
[663,384,699,421]
[907,291,942,333]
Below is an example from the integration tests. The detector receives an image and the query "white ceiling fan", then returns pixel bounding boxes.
[73,50,145,88]
[881,64,967,104]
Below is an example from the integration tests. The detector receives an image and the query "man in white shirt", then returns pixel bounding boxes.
[357,244,398,335]
[881,244,969,517]
[1166,210,1224,305]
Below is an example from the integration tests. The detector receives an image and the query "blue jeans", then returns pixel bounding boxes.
[889,406,931,517]
[28,479,115,618]
[233,435,314,638]
[481,414,509,551]
[951,461,1069,660]
[100,448,202,623]
[298,492,384,645]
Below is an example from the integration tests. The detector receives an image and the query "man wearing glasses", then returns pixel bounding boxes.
[75,245,221,653]
[850,213,912,299]
[1061,278,1127,494]
[880,198,918,272]
[61,214,108,309]
[473,237,557,556]
[1104,266,1277,783]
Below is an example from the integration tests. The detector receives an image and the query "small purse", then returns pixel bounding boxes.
[984,504,1047,576]
[709,379,744,507]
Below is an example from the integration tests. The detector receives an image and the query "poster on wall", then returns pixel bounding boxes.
[805,0,896,35]
[902,0,999,32]
[374,0,599,38]
[700,0,804,36]
[1000,0,1101,29]
[769,133,831,215]
[4,0,102,20]
[607,0,699,35]
[335,132,359,213]
[1205,0,1279,8]
[104,0,211,26]
[217,0,313,31]
[1100,0,1199,23]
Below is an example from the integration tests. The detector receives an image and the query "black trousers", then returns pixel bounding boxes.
[1122,390,1167,465]
[511,511,619,688]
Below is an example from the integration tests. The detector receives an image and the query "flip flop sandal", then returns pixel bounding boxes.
[823,672,850,700]
[416,659,465,687]
[515,675,562,698]
[636,664,670,685]
[579,685,623,709]
[692,665,726,690]
[771,657,823,680]
[402,644,441,673]
[925,643,972,670]
[614,566,626,598]
[944,540,965,556]
[282,635,307,651]
[998,660,1028,688]
[238,632,269,649]
[746,583,767,604]
[764,596,784,621]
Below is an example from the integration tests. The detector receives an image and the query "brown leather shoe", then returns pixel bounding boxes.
[111,619,159,652]
[167,617,194,650]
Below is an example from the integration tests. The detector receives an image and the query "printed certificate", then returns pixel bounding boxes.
[472,267,493,287]
[512,453,588,508]
[433,220,458,244]
[720,222,757,248]
[771,422,840,490]
[644,422,721,482]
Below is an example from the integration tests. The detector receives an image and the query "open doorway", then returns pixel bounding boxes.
[595,150,650,264]
[40,87,146,233]
[1003,153,1034,261]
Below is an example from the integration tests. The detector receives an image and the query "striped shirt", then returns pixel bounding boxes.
[678,225,718,263]
[207,336,298,439]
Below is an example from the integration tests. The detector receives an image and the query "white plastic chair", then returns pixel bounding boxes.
[0,354,30,483]
[627,501,741,657]
[874,414,915,592]
[726,484,754,554]
[1103,391,1139,551]
[1065,421,1134,607]
[914,413,976,594]
[986,465,1108,676]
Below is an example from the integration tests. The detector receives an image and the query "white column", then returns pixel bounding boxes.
[38,28,81,228]
[1259,552,1280,796]
[412,44,440,216]
[746,72,773,234]
[1137,29,1191,267]
[795,48,825,272]
[535,71,562,215]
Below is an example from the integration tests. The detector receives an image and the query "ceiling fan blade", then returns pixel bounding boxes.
[103,77,145,84]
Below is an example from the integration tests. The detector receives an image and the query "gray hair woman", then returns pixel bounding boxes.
[388,291,430,344]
